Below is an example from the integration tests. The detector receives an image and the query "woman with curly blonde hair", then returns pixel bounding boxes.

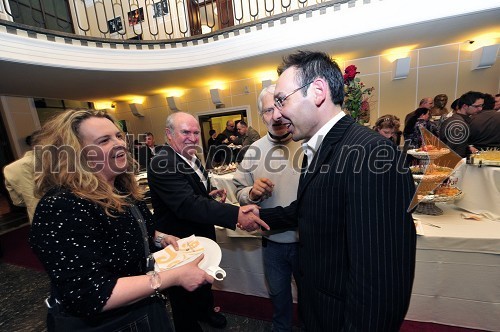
[30,109,213,331]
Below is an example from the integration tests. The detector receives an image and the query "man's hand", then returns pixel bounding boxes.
[236,205,270,231]
[209,189,227,203]
[249,178,274,201]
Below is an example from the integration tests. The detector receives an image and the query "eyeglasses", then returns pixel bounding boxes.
[274,81,313,110]
[469,103,483,109]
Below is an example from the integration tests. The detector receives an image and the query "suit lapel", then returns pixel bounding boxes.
[170,146,208,194]
[298,116,355,198]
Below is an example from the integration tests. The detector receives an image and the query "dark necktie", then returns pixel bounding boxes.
[193,158,208,181]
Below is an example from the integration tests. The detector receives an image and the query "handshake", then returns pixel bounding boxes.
[236,205,269,232]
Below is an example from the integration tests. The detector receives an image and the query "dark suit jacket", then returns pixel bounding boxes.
[260,116,417,331]
[469,110,500,149]
[148,145,239,239]
[439,113,471,158]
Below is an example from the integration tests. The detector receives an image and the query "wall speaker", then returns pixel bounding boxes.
[210,88,225,108]
[129,103,145,117]
[166,96,181,111]
[392,57,411,80]
[471,44,499,70]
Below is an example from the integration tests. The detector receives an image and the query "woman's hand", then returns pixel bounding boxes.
[154,231,180,250]
[162,235,180,250]
[176,254,214,291]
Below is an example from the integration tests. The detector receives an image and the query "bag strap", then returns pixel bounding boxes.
[129,204,155,271]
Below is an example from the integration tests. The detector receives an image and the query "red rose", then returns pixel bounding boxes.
[360,99,370,111]
[343,65,359,82]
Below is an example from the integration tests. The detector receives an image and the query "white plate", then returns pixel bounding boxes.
[154,236,222,272]
[407,148,450,159]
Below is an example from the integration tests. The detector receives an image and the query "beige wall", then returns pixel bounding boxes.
[346,43,499,131]
[1,42,499,152]
[0,96,40,159]
[111,42,500,142]
[109,76,266,144]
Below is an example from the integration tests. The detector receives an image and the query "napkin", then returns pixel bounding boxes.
[460,213,483,221]
[413,218,424,236]
[153,235,205,270]
[460,211,500,221]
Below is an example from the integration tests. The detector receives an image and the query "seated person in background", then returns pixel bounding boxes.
[3,131,40,223]
[145,132,158,155]
[469,93,500,150]
[404,97,434,126]
[206,129,227,168]
[440,91,484,157]
[235,120,261,147]
[30,109,212,331]
[403,107,438,148]
[373,114,402,145]
[220,120,238,144]
[207,129,218,148]
[233,120,262,162]
[494,93,500,111]
[233,84,302,332]
[135,132,158,171]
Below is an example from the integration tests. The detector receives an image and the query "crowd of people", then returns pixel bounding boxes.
[375,91,499,158]
[1,49,499,332]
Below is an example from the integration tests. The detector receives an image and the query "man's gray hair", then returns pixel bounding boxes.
[258,84,276,116]
[166,111,192,133]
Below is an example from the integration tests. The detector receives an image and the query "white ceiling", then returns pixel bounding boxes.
[0,6,499,102]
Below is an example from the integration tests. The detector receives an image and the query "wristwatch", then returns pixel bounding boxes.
[154,234,166,248]
[147,271,161,294]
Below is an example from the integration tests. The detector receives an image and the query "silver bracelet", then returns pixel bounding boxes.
[147,271,161,295]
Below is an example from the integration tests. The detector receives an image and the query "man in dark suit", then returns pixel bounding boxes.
[469,93,500,149]
[440,91,484,157]
[255,51,417,331]
[148,112,267,332]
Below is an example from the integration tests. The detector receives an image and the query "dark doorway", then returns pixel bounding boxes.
[187,0,234,36]
[198,109,246,165]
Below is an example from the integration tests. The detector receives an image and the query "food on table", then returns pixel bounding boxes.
[213,162,238,174]
[434,186,461,197]
[470,150,500,166]
[415,145,448,153]
[410,164,453,176]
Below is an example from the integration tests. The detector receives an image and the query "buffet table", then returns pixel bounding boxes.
[454,164,500,219]
[213,204,500,331]
[407,204,499,331]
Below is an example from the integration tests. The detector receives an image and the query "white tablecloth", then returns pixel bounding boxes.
[454,164,500,220]
[209,173,238,205]
[213,227,298,301]
[213,204,500,331]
